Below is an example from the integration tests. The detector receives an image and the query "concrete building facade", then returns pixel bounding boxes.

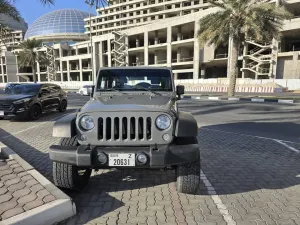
[2,0,300,85]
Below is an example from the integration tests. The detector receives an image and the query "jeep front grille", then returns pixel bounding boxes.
[98,116,152,141]
[0,101,12,110]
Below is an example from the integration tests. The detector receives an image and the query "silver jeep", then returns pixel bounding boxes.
[49,67,200,194]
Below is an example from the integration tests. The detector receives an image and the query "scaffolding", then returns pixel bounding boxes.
[43,45,56,81]
[111,31,127,67]
[241,39,276,79]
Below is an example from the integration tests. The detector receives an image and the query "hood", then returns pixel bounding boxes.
[80,94,176,113]
[0,94,35,102]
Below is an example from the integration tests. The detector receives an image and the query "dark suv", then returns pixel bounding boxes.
[0,83,68,120]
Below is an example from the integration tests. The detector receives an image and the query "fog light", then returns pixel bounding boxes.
[137,153,147,164]
[98,152,107,164]
[80,134,87,141]
[162,133,170,141]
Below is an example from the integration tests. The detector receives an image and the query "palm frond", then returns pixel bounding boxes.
[38,0,54,6]
[0,0,21,22]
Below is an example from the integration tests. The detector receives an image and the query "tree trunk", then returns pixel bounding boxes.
[227,36,239,97]
[32,66,37,83]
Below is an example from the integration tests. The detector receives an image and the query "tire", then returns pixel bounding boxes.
[27,104,42,120]
[58,100,67,112]
[175,137,200,194]
[52,136,92,190]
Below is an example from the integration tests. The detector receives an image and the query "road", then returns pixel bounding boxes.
[1,94,300,225]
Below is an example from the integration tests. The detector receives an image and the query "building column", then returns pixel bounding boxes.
[177,26,182,41]
[242,42,249,78]
[59,46,63,81]
[36,59,41,82]
[107,40,112,67]
[125,36,129,66]
[154,51,158,64]
[154,31,159,45]
[75,46,79,55]
[177,47,181,62]
[167,26,172,67]
[67,60,70,81]
[92,42,97,82]
[174,73,178,80]
[79,59,83,81]
[193,21,200,79]
[136,37,140,47]
[99,41,104,68]
[1,57,4,83]
[144,31,149,66]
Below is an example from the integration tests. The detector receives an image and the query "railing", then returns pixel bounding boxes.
[215,53,228,59]
[132,62,145,66]
[172,57,194,63]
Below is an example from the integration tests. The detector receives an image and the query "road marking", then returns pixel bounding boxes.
[200,127,300,153]
[278,99,294,104]
[201,170,236,225]
[251,98,265,102]
[208,97,220,100]
[274,140,300,153]
[1,111,76,139]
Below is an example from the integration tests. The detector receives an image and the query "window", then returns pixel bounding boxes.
[48,84,61,93]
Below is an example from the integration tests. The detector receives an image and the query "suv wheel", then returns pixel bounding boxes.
[176,156,200,194]
[58,100,67,112]
[52,137,92,190]
[28,104,41,120]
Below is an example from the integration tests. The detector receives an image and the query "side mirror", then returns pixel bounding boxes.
[90,85,95,98]
[176,85,185,96]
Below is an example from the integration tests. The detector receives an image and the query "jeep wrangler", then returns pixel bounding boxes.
[49,67,200,194]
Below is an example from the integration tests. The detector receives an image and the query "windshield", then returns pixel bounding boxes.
[6,85,41,95]
[96,69,173,92]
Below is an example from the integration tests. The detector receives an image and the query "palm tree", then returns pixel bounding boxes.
[197,0,292,96]
[18,39,47,83]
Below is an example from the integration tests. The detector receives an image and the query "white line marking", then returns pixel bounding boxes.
[278,99,294,104]
[201,170,236,225]
[208,97,220,100]
[228,97,240,101]
[275,140,300,153]
[1,111,76,139]
[200,127,300,153]
[251,98,265,102]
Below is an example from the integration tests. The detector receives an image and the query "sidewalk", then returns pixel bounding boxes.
[0,143,75,225]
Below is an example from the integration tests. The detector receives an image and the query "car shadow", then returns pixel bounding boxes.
[198,122,300,196]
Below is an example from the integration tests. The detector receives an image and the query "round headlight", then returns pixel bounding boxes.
[80,115,95,130]
[156,114,171,130]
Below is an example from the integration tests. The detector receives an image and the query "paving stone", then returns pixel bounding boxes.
[1,174,17,181]
[0,187,8,195]
[7,182,26,192]
[1,207,24,219]
[4,177,21,186]
[17,194,37,205]
[23,200,44,211]
[30,184,44,194]
[12,188,31,198]
[43,194,56,203]
[0,198,18,214]
[24,179,38,187]
[0,193,13,204]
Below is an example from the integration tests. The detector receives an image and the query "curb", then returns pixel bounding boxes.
[0,142,76,225]
[183,95,300,104]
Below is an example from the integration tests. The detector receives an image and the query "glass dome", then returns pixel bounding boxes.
[24,9,91,39]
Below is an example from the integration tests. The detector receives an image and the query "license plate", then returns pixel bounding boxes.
[109,153,135,166]
[0,111,4,116]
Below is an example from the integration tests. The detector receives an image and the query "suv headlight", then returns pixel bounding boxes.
[80,115,95,130]
[156,114,171,130]
[13,98,31,104]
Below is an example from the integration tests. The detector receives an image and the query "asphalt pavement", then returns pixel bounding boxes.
[1,93,300,224]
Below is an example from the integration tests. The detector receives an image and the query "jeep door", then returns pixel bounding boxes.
[39,85,52,110]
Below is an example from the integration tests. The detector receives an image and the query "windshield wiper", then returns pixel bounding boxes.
[134,86,161,96]
[101,88,125,95]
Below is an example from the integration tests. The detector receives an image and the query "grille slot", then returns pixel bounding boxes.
[0,101,11,110]
[98,116,152,142]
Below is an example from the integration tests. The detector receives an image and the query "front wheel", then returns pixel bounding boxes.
[58,100,67,112]
[52,137,91,190]
[27,104,42,120]
[176,157,200,194]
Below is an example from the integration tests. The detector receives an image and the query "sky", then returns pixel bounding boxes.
[14,0,97,26]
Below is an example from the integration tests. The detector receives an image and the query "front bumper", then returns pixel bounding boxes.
[49,143,199,168]
[0,104,27,118]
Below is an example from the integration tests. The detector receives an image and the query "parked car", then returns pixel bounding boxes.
[78,85,94,96]
[0,83,68,120]
[49,67,200,194]
[4,83,20,94]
